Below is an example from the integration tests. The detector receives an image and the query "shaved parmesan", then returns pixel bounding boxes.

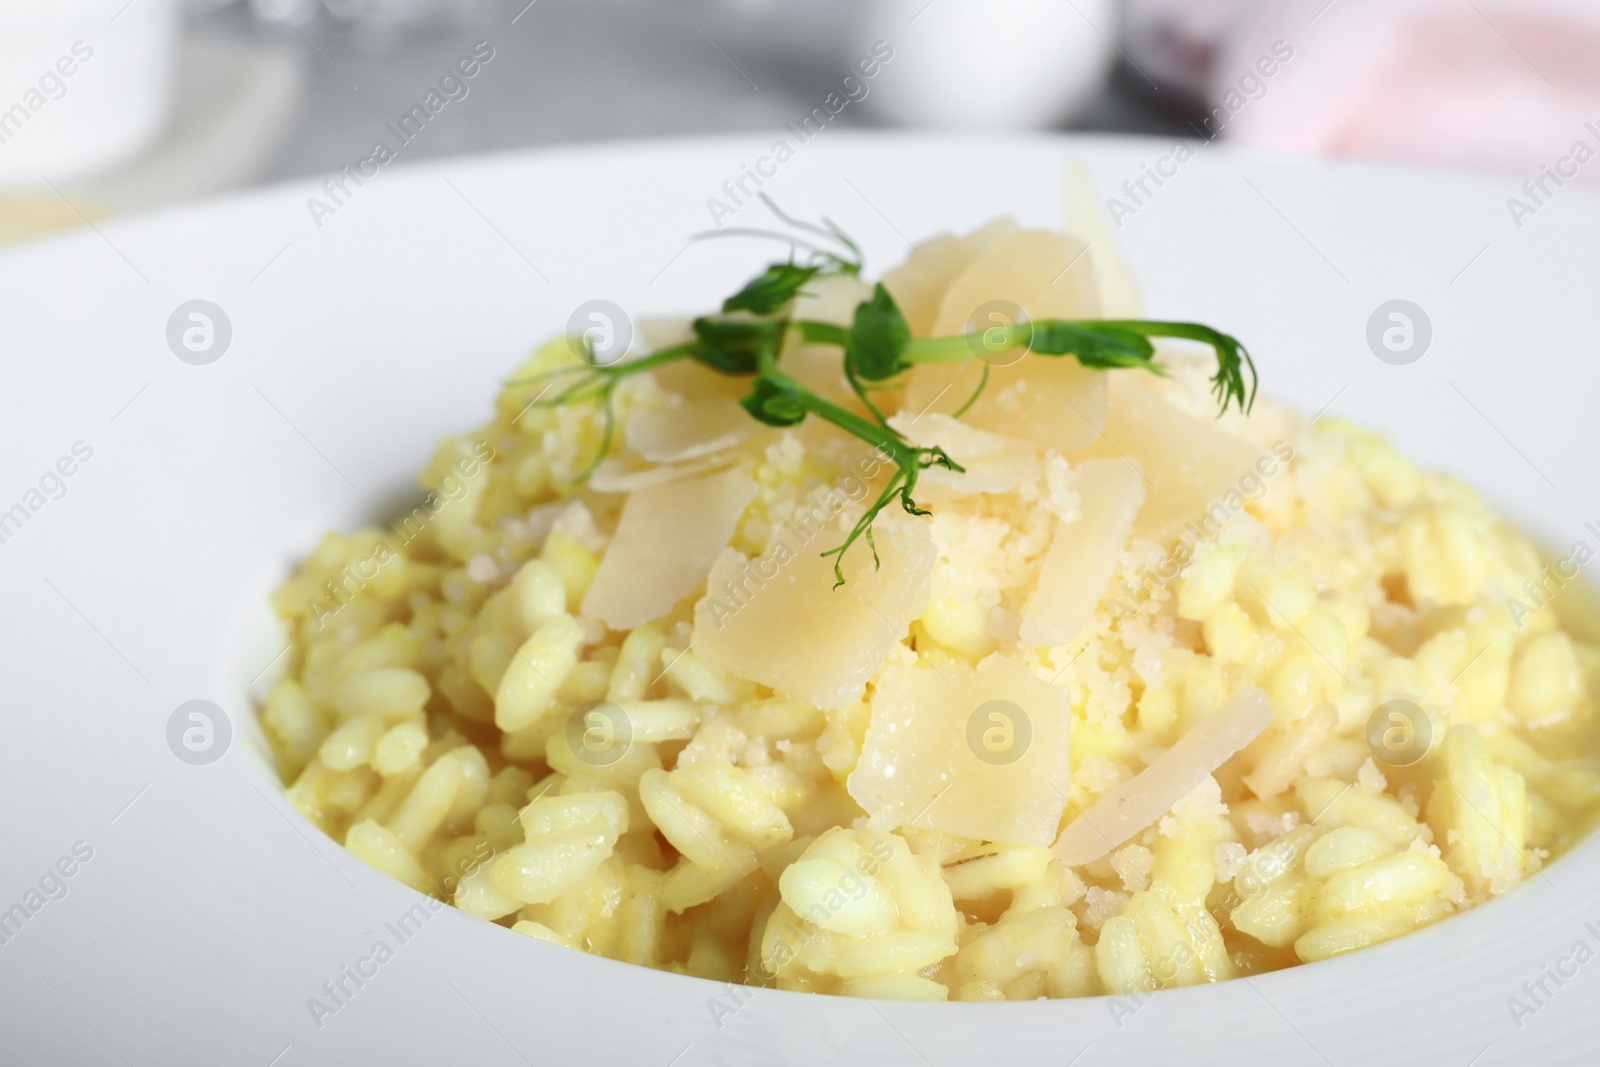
[899,229,1109,453]
[649,357,751,409]
[880,217,1018,338]
[888,410,1006,456]
[1071,376,1264,539]
[625,396,757,464]
[1242,703,1338,800]
[1053,688,1275,866]
[1020,458,1145,647]
[636,316,694,351]
[690,516,935,709]
[1062,158,1142,318]
[889,412,1043,495]
[779,339,872,416]
[901,358,1108,457]
[623,356,764,466]
[582,468,756,630]
[794,271,873,327]
[848,655,1072,847]
[921,451,1042,496]
[588,457,721,494]
[930,228,1103,338]
[778,272,882,415]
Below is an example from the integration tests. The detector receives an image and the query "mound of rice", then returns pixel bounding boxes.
[260,220,1600,1002]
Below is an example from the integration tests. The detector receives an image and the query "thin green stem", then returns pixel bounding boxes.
[503,342,699,392]
[512,342,705,487]
[793,320,850,347]
[903,325,1028,365]
[844,360,891,426]
[570,381,619,485]
[953,363,990,418]
[792,319,892,425]
[755,369,959,586]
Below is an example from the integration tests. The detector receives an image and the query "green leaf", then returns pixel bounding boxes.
[1025,322,1157,369]
[722,263,821,314]
[740,377,808,427]
[846,283,912,382]
[690,317,786,375]
[1092,320,1258,416]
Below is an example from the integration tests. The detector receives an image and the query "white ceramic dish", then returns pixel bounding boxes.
[0,0,180,188]
[1,134,1596,1065]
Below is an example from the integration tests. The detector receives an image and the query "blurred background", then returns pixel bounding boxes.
[2,0,1598,245]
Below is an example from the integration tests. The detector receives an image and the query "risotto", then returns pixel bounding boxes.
[260,198,1600,1002]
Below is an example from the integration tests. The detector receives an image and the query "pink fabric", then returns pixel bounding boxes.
[1213,0,1600,181]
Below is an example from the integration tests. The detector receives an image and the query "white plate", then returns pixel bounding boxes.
[2,134,1596,1066]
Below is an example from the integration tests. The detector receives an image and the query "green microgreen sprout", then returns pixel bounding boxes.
[506,340,698,483]
[739,364,963,588]
[692,192,863,278]
[813,310,1257,423]
[521,203,1259,584]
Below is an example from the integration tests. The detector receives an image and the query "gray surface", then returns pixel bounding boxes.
[193,0,1194,186]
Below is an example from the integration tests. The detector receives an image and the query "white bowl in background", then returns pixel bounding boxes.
[855,0,1118,128]
[0,134,1595,1065]
[0,0,180,188]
